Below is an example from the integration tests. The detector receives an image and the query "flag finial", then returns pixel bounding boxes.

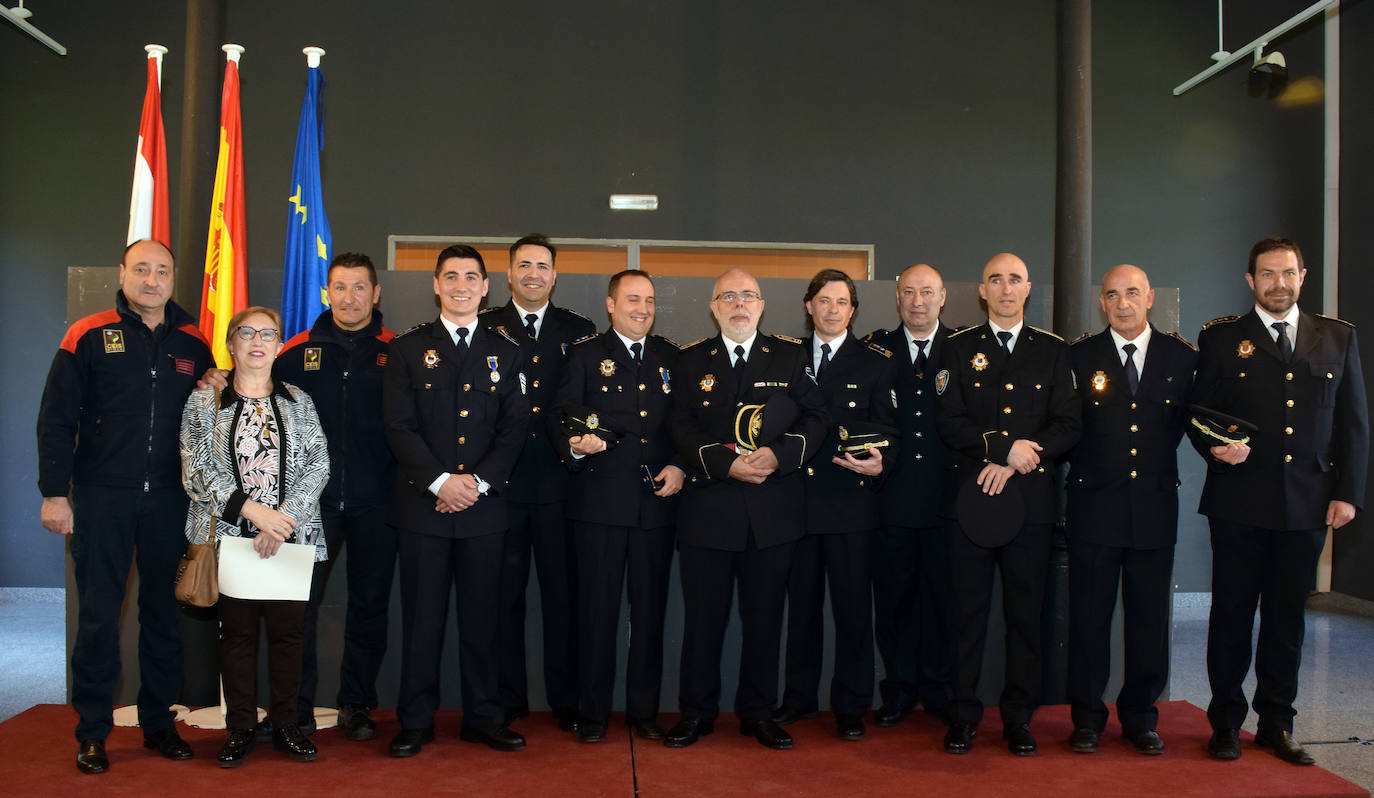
[303,46,325,68]
[222,43,244,62]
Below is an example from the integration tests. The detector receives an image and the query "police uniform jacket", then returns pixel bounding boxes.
[934,323,1081,523]
[866,323,952,528]
[38,291,213,496]
[1067,326,1197,548]
[669,333,829,551]
[803,332,901,534]
[1188,309,1368,530]
[277,309,396,512]
[383,319,530,538]
[481,301,596,504]
[554,330,682,530]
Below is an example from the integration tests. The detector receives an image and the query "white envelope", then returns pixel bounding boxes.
[217,536,315,601]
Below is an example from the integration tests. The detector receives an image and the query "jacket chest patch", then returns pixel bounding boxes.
[304,347,322,371]
[102,329,124,353]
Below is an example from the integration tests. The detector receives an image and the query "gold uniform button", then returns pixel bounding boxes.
[1129,424,1138,432]
[915,432,923,438]
[916,389,923,396]
[1285,427,1293,435]
[1131,402,1137,410]
[806,467,815,476]
[639,383,646,391]
[641,437,648,444]
[1327,372,1334,379]
[602,386,609,392]
[973,382,981,388]
[1003,407,1012,414]
[463,383,471,391]
[1005,383,1014,390]
[1287,399,1295,407]
[1036,466,1045,473]
[1285,454,1293,463]
[1035,384,1043,389]
[1130,448,1137,456]
[639,410,648,417]
[459,410,469,418]
[532,380,540,388]
[531,355,540,363]
[702,400,710,407]
[456,464,465,471]
[849,401,857,408]
[1286,372,1294,381]
[915,410,922,417]
[1130,470,1138,478]
[458,436,466,444]
[914,453,923,461]
[532,406,541,413]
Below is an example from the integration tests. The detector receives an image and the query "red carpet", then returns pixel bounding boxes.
[2,702,1365,797]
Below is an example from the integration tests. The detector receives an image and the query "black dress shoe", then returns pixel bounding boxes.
[740,719,794,749]
[1125,729,1165,755]
[144,728,194,760]
[1207,728,1241,761]
[554,707,581,733]
[1068,727,1099,753]
[273,723,318,762]
[337,704,377,742]
[578,720,608,743]
[1255,729,1315,765]
[769,706,818,726]
[664,717,714,748]
[1004,724,1037,756]
[874,702,913,727]
[944,723,976,754]
[389,727,435,758]
[629,718,665,740]
[217,728,256,768]
[76,739,109,774]
[459,726,526,752]
[836,714,866,741]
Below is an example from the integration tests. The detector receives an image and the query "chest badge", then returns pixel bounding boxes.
[423,349,440,368]
[935,369,950,395]
[971,352,989,371]
[487,355,501,382]
[102,329,124,354]
[660,367,671,394]
[1091,371,1107,391]
[304,347,322,371]
[700,374,716,392]
[600,359,617,377]
[1237,339,1254,359]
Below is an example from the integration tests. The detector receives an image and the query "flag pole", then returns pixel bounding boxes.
[145,43,167,86]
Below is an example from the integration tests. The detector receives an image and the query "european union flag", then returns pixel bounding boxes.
[280,60,332,340]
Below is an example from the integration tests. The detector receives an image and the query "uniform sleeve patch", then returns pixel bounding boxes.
[935,369,950,394]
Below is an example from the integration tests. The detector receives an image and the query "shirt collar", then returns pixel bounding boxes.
[1254,303,1299,332]
[988,319,1024,341]
[513,300,548,331]
[439,315,479,343]
[813,330,847,358]
[613,329,646,357]
[1108,324,1151,354]
[723,331,758,359]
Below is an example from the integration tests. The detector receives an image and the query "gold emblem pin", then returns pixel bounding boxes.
[1091,371,1107,391]
[700,374,715,392]
[600,359,617,377]
[972,353,989,371]
[1237,340,1254,359]
[423,349,440,368]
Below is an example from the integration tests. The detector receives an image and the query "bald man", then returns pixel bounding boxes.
[1065,265,1197,755]
[934,253,1080,756]
[864,264,955,726]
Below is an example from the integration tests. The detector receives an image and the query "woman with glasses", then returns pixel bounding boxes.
[179,306,330,767]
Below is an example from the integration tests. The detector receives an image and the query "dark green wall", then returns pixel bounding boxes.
[1,0,1347,587]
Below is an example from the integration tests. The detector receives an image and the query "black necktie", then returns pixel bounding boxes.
[454,326,469,357]
[525,313,538,339]
[630,341,642,364]
[1123,342,1139,395]
[732,344,747,397]
[997,330,1013,358]
[913,339,928,375]
[1273,321,1292,363]
[818,342,831,381]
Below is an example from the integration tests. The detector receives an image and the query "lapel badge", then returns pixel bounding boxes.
[304,347,322,371]
[700,373,715,392]
[1237,339,1254,358]
[1091,371,1107,391]
[586,413,600,429]
[660,367,671,394]
[562,343,569,355]
[102,329,124,354]
[488,355,501,382]
[600,359,617,377]
[971,352,989,371]
[423,349,440,368]
[935,369,950,395]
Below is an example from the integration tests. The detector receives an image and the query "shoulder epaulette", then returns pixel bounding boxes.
[1027,325,1064,342]
[865,341,893,358]
[570,333,599,346]
[1069,331,1093,346]
[490,327,519,346]
[651,334,679,348]
[558,306,593,324]
[1165,330,1198,351]
[1316,313,1356,329]
[395,322,430,339]
[680,337,709,351]
[947,325,978,339]
[1202,315,1240,330]
[478,306,501,316]
[772,334,805,345]
[861,330,881,344]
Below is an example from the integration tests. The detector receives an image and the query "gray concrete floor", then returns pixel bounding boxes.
[2,588,1372,790]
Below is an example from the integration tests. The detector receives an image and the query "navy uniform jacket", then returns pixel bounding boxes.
[803,332,901,534]
[934,323,1081,524]
[1187,309,1368,530]
[383,320,530,538]
[38,291,213,496]
[481,301,596,505]
[1066,326,1197,548]
[669,334,830,551]
[554,330,682,530]
[277,309,396,513]
[866,323,952,528]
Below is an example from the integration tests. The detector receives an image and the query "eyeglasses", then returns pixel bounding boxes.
[233,326,280,343]
[713,291,762,304]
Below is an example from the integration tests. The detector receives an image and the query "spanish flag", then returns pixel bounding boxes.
[199,44,249,368]
[126,45,170,248]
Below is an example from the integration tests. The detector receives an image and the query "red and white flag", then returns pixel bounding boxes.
[127,44,170,247]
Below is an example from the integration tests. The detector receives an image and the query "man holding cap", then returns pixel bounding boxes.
[934,253,1080,756]
[1065,264,1197,755]
[1189,237,1368,765]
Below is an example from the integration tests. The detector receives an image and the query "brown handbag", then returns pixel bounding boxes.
[174,538,218,608]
